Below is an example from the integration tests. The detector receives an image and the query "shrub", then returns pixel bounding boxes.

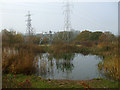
[75,46,90,55]
[50,44,76,54]
[14,44,46,53]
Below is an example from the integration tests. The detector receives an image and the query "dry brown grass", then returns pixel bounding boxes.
[103,55,119,80]
[2,49,36,74]
[96,41,119,80]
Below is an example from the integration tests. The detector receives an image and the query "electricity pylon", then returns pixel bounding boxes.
[25,11,34,44]
[26,11,33,36]
[64,1,71,31]
[63,1,72,43]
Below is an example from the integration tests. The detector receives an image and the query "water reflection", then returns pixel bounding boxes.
[56,59,74,72]
[35,53,75,78]
[35,53,103,80]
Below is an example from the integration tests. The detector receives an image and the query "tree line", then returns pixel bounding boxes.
[1,29,119,47]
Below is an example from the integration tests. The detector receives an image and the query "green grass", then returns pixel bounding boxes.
[2,74,119,88]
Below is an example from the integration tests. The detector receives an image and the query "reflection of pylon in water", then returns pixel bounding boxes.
[26,11,33,36]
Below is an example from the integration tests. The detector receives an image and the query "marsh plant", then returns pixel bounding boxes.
[2,48,36,74]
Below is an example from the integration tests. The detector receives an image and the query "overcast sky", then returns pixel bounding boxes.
[0,0,118,35]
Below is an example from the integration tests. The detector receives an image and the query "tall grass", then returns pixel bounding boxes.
[103,56,119,80]
[95,41,119,80]
[2,43,46,75]
[2,49,36,74]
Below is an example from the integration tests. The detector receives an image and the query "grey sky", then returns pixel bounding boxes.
[0,1,118,35]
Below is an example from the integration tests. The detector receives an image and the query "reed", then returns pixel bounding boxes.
[2,49,36,74]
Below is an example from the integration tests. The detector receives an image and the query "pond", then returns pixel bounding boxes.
[35,53,104,80]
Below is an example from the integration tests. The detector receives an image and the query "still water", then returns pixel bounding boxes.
[35,53,103,80]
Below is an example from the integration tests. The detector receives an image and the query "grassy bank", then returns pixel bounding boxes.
[2,74,118,88]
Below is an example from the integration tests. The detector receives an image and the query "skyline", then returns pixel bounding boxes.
[0,2,118,35]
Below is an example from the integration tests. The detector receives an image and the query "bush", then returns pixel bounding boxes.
[50,44,76,54]
[75,46,90,55]
[14,44,46,53]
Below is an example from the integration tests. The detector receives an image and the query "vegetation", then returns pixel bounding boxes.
[1,29,119,88]
[2,74,118,88]
[2,49,36,74]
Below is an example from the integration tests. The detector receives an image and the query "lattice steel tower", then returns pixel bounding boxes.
[26,11,33,36]
[63,1,72,43]
[64,1,71,31]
